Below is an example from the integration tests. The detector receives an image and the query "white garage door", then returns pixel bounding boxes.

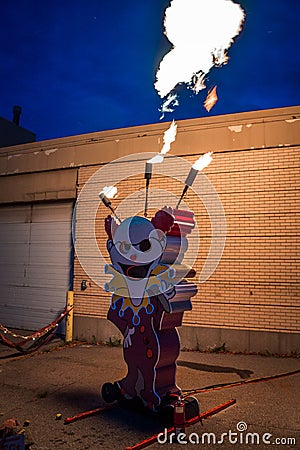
[0,201,73,331]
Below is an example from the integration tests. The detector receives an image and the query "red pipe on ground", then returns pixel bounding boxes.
[125,399,236,450]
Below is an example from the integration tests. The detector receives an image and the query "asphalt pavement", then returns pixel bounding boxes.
[0,339,299,449]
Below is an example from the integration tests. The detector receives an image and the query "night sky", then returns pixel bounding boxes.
[0,0,299,142]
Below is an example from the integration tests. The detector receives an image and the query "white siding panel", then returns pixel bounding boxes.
[32,202,72,222]
[0,223,31,243]
[29,244,71,266]
[30,222,71,241]
[0,202,73,331]
[0,205,31,223]
[25,265,70,288]
[1,286,65,329]
[0,264,25,285]
[0,243,29,264]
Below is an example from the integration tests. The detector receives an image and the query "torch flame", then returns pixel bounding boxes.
[192,152,213,171]
[148,154,164,164]
[100,185,117,199]
[160,119,177,155]
[148,120,177,164]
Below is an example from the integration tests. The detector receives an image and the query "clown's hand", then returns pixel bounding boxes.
[147,283,175,300]
[147,284,176,313]
[163,285,176,300]
[124,327,135,348]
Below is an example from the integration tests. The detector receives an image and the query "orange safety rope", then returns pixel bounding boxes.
[0,306,73,353]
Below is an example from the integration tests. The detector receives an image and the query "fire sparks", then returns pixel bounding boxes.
[204,86,218,112]
[155,0,245,115]
[159,94,179,120]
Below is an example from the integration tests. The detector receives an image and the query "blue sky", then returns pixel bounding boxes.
[0,0,299,141]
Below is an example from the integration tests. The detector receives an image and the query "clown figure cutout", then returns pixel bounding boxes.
[102,207,198,412]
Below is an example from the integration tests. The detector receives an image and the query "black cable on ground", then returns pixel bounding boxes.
[182,368,300,397]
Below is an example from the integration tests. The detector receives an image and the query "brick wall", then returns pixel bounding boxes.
[74,141,299,334]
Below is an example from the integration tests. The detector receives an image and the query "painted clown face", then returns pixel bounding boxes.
[107,216,166,279]
[104,208,175,324]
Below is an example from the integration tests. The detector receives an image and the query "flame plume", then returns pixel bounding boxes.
[155,0,245,116]
[148,120,178,164]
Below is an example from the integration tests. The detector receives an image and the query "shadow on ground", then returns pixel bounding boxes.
[177,360,253,379]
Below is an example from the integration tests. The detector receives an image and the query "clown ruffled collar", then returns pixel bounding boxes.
[104,264,176,326]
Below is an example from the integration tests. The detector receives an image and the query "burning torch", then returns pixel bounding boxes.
[144,120,177,217]
[176,152,213,208]
[144,161,153,218]
[99,185,122,223]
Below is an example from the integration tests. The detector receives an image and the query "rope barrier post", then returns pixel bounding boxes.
[65,291,74,343]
